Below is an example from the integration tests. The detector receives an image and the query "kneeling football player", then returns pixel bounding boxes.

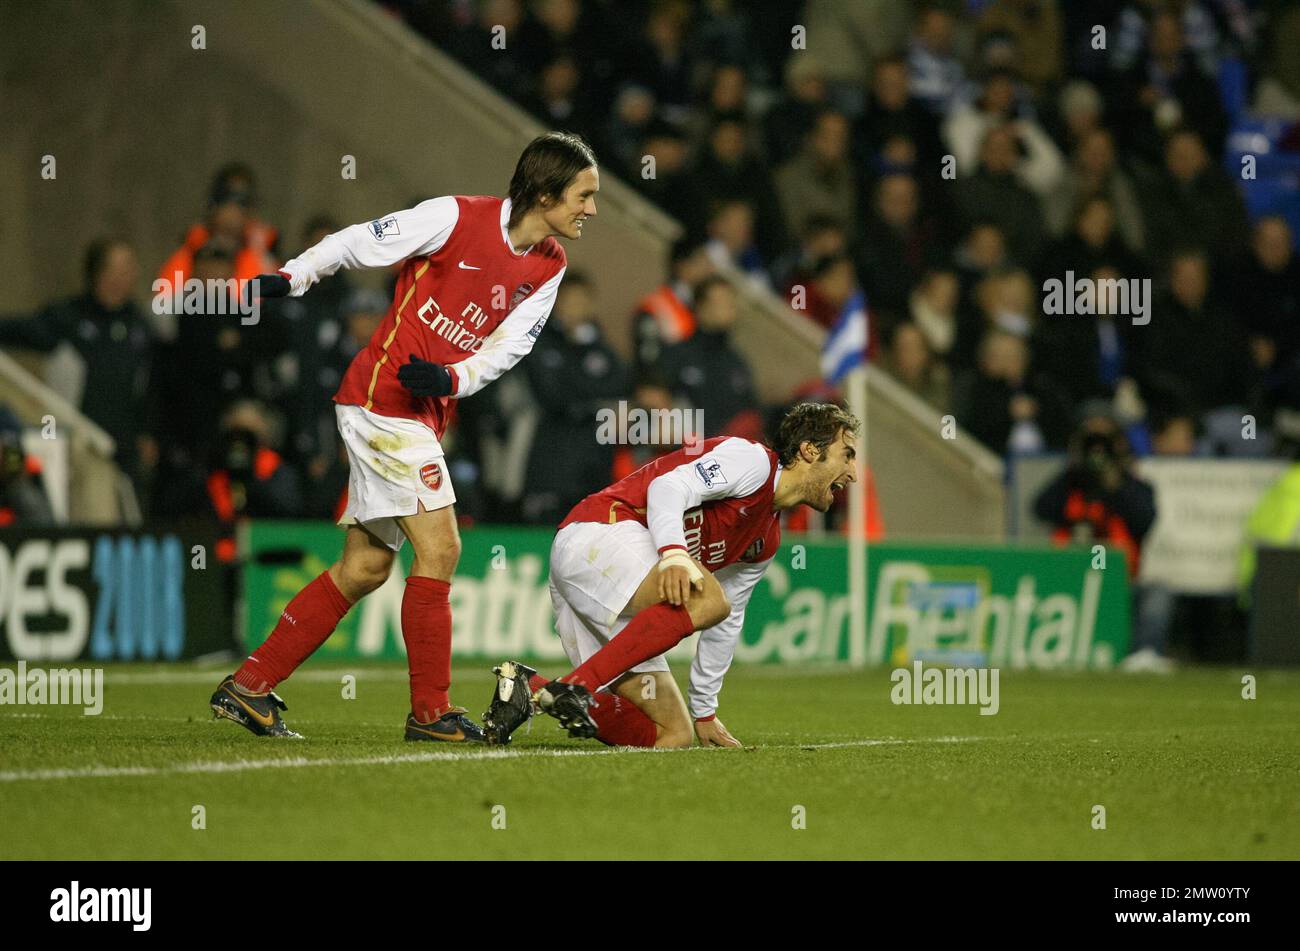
[483,401,859,748]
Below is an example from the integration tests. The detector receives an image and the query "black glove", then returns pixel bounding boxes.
[397,354,453,397]
[246,272,290,305]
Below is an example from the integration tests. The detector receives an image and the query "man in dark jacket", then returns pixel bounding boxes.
[521,273,629,525]
[657,276,760,440]
[0,238,155,482]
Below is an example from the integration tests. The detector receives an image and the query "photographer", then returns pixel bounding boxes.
[0,409,54,527]
[1034,401,1156,579]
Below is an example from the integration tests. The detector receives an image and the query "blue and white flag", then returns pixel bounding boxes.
[820,290,868,385]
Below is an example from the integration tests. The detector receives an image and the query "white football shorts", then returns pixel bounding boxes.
[335,403,457,551]
[548,519,669,675]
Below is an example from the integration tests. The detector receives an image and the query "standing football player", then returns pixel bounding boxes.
[210,132,598,741]
[484,401,860,748]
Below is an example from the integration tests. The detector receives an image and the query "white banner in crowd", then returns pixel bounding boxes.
[1136,458,1289,594]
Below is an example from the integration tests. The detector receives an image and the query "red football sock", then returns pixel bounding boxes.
[589,691,658,747]
[235,571,352,692]
[403,576,453,722]
[563,602,695,691]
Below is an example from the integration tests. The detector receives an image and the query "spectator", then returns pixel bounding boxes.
[627,0,696,121]
[764,54,832,165]
[1110,0,1230,77]
[856,53,946,177]
[886,321,952,413]
[793,252,862,333]
[703,198,769,286]
[686,62,754,154]
[908,5,967,115]
[0,408,54,527]
[1052,79,1107,152]
[774,108,858,240]
[632,238,713,373]
[1108,9,1229,165]
[155,239,292,465]
[156,399,303,560]
[519,54,602,145]
[944,68,1066,199]
[1138,128,1249,269]
[955,266,1039,366]
[631,118,697,227]
[1034,401,1157,577]
[978,0,1065,94]
[1033,263,1143,407]
[774,214,849,295]
[1040,195,1143,288]
[954,328,1071,454]
[521,273,629,524]
[0,237,156,483]
[295,286,387,476]
[658,276,760,438]
[908,268,961,359]
[1135,248,1250,418]
[953,124,1047,265]
[444,0,528,97]
[692,113,787,262]
[610,372,686,482]
[1045,128,1147,251]
[855,172,941,319]
[1035,401,1164,669]
[1235,216,1300,394]
[602,84,658,177]
[156,163,278,308]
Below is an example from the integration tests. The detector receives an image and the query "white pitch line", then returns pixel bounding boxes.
[0,736,982,784]
[96,669,417,685]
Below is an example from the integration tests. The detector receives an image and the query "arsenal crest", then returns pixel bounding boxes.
[419,462,443,491]
[509,282,534,311]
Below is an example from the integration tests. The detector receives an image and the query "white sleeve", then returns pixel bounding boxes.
[688,559,768,719]
[279,196,459,296]
[448,266,564,398]
[644,438,772,555]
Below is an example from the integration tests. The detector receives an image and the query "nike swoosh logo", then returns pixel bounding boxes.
[739,506,749,515]
[458,261,481,270]
[408,722,465,741]
[225,687,275,727]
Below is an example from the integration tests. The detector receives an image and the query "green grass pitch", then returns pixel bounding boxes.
[1,663,1296,859]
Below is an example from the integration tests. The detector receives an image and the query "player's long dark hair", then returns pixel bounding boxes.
[508,132,597,226]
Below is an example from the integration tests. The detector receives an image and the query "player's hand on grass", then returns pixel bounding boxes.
[695,716,741,747]
[397,354,453,398]
[657,550,704,606]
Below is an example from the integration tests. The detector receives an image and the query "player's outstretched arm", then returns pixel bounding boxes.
[274,196,460,298]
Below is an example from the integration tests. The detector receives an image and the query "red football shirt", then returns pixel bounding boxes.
[281,195,566,437]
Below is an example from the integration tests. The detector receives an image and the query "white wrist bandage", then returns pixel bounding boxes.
[658,550,704,584]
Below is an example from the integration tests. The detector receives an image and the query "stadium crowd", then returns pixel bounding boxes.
[3,0,1300,574]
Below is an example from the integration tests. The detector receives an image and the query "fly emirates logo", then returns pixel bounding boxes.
[416,296,490,352]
